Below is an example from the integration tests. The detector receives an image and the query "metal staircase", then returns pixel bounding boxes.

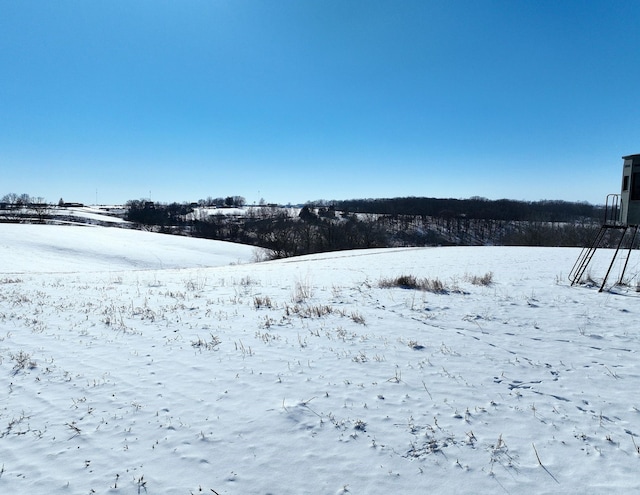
[569,194,639,291]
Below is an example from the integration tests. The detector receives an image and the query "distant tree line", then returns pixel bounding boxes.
[327,196,602,223]
[125,200,194,228]
[187,202,609,257]
[195,196,246,208]
[2,191,621,257]
[124,196,246,228]
[192,205,387,258]
[185,196,610,256]
[0,193,51,223]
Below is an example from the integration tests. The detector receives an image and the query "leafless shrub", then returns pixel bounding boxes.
[466,272,494,286]
[292,279,313,302]
[2,411,31,437]
[379,274,420,289]
[10,350,36,375]
[254,295,273,309]
[283,303,364,325]
[191,333,221,351]
[311,304,334,317]
[252,248,270,262]
[379,275,448,293]
[285,303,325,318]
[350,311,366,325]
[353,419,367,432]
[423,278,446,293]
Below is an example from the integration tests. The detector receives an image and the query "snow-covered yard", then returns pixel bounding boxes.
[1,224,639,494]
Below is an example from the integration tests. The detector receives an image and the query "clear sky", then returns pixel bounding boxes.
[2,1,639,206]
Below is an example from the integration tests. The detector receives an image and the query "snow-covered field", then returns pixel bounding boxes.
[1,224,640,494]
[0,224,257,273]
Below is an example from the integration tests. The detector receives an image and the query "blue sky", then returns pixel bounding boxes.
[1,1,639,206]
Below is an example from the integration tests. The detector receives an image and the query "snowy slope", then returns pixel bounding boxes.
[55,206,130,225]
[1,225,640,494]
[0,224,257,273]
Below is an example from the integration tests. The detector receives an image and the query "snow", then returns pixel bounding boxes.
[56,206,130,225]
[0,224,257,273]
[1,224,640,494]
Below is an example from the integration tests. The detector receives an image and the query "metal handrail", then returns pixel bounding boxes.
[604,194,622,226]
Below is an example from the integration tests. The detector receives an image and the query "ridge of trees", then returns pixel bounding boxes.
[0,193,51,222]
[2,192,616,258]
[324,196,602,222]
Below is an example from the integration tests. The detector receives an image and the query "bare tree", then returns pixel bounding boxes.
[29,197,51,223]
[1,193,26,221]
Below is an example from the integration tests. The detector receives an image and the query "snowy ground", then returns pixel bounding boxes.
[0,224,257,272]
[1,224,640,494]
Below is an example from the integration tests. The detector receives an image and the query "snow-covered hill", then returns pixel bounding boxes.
[0,224,257,272]
[1,224,640,494]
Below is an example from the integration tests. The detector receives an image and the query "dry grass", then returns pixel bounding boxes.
[378,275,447,293]
[466,272,494,286]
